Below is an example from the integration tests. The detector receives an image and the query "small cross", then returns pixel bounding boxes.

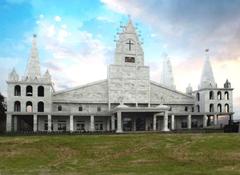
[126,40,134,51]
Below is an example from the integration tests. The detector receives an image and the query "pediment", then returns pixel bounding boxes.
[53,80,108,103]
[150,81,194,104]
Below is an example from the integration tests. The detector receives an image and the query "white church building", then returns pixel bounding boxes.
[6,20,234,133]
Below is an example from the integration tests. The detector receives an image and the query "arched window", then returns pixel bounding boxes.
[196,105,200,112]
[26,86,33,96]
[79,106,83,111]
[38,102,44,112]
[217,91,222,100]
[224,104,229,113]
[58,105,62,111]
[26,101,33,112]
[209,91,214,100]
[196,93,200,101]
[14,85,21,96]
[217,104,222,113]
[209,104,214,113]
[224,91,229,100]
[38,86,44,97]
[14,101,21,112]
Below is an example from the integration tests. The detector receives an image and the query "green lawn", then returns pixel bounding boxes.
[0,133,240,175]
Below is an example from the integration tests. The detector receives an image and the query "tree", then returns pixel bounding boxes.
[0,93,6,132]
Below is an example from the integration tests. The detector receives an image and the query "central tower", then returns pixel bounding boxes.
[108,19,150,108]
[114,19,144,66]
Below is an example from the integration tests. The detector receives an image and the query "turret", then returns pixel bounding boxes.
[199,49,217,89]
[224,79,231,88]
[160,53,176,90]
[43,69,51,82]
[186,84,192,95]
[8,68,19,82]
[25,34,41,80]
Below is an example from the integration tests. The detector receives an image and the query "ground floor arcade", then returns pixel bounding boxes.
[6,111,228,132]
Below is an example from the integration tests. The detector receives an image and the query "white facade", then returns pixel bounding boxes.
[5,20,234,133]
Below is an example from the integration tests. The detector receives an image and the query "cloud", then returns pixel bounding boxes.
[96,16,114,23]
[102,0,240,118]
[54,16,62,22]
[34,15,112,90]
[101,0,240,59]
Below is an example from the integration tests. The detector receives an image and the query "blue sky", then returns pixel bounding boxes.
[0,0,240,116]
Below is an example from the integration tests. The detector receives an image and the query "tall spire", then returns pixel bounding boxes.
[26,34,41,79]
[199,49,217,89]
[160,53,176,90]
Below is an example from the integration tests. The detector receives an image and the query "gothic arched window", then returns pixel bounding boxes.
[26,86,33,96]
[217,91,222,100]
[38,86,44,97]
[217,104,222,113]
[14,101,21,112]
[38,101,44,112]
[196,105,200,112]
[209,104,214,113]
[26,101,33,112]
[58,105,62,111]
[196,93,200,101]
[14,85,21,96]
[224,91,229,100]
[224,104,229,113]
[209,91,214,100]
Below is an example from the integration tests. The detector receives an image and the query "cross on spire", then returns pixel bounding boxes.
[126,40,134,51]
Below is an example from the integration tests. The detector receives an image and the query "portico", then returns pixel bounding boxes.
[113,104,171,133]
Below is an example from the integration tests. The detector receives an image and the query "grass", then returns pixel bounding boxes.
[0,133,240,175]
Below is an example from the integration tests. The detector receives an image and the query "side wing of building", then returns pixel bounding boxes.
[52,80,109,114]
[150,81,195,113]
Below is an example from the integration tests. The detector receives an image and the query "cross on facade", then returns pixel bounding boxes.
[126,40,134,51]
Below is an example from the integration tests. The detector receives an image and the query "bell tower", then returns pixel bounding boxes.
[114,19,144,66]
[108,19,150,108]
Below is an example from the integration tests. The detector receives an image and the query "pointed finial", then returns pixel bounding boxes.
[128,14,131,20]
[25,34,41,79]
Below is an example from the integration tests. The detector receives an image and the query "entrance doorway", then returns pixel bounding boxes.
[123,117,133,131]
[136,117,145,131]
[17,116,33,131]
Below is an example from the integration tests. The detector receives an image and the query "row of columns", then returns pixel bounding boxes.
[6,114,116,132]
[6,113,219,132]
[115,112,219,133]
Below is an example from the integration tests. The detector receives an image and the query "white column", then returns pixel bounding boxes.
[13,116,18,132]
[111,115,115,131]
[153,114,157,131]
[33,114,37,132]
[145,117,148,131]
[213,114,218,126]
[70,115,74,132]
[162,111,170,132]
[6,114,12,132]
[116,111,122,133]
[48,115,52,132]
[203,115,207,128]
[171,114,175,130]
[188,114,191,129]
[90,115,95,131]
[133,117,136,131]
[106,117,110,131]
